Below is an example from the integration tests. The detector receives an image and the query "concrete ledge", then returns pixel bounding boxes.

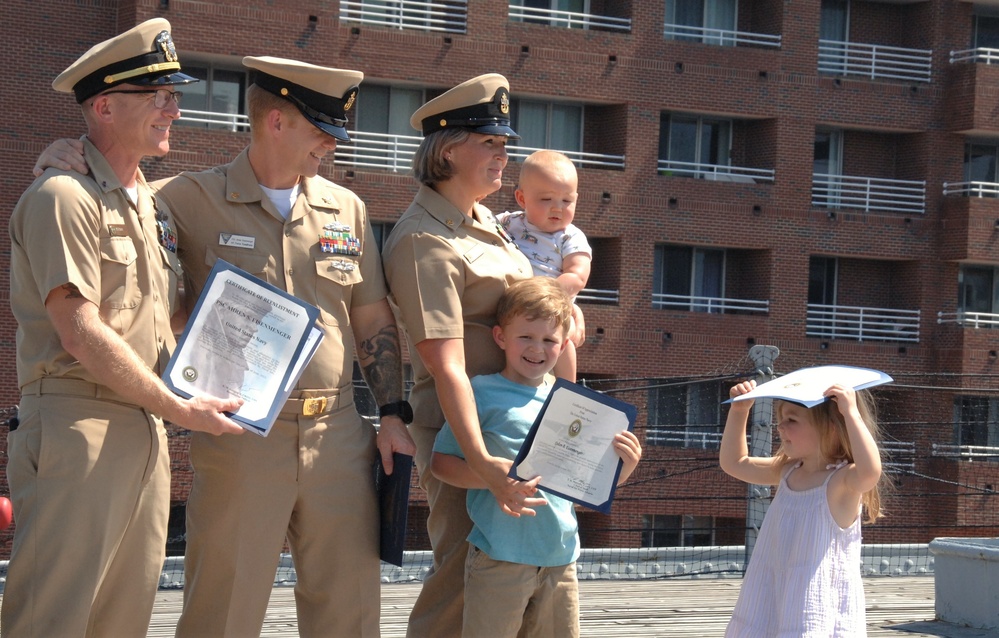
[929,537,999,630]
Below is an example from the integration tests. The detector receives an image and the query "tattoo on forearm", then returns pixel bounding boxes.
[358,326,403,404]
[62,283,84,299]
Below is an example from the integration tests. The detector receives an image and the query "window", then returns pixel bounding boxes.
[178,62,247,131]
[512,0,588,27]
[370,221,396,254]
[647,378,725,447]
[964,142,999,183]
[659,114,731,176]
[513,100,582,154]
[356,84,424,137]
[973,10,999,49]
[958,265,999,315]
[813,129,843,207]
[808,257,838,306]
[665,0,737,45]
[641,514,714,548]
[953,396,999,448]
[653,245,726,312]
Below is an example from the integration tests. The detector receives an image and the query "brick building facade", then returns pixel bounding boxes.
[2,0,999,558]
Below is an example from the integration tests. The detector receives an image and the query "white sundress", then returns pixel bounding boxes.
[725,462,866,637]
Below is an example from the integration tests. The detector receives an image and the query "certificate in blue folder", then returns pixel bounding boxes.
[510,378,637,514]
[162,259,323,436]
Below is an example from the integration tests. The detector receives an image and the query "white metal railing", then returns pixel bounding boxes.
[950,48,999,64]
[806,304,921,343]
[334,130,421,172]
[334,132,625,172]
[646,427,726,449]
[932,443,999,460]
[818,39,932,83]
[937,311,999,328]
[943,181,999,198]
[652,293,769,314]
[509,145,625,170]
[339,0,468,33]
[577,288,619,304]
[508,5,631,31]
[882,440,916,473]
[663,23,781,48]
[658,159,775,184]
[812,173,926,214]
[178,109,250,132]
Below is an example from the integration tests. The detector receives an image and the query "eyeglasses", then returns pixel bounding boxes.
[101,88,183,109]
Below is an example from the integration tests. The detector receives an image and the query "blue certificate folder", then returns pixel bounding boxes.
[162,259,323,436]
[375,453,413,567]
[509,378,637,515]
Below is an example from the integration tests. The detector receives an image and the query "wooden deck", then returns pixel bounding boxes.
[141,576,999,637]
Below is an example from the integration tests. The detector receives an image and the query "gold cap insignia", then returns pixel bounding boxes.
[343,88,357,112]
[500,91,510,115]
[156,31,179,63]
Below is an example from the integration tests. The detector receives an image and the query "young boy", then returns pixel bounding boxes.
[498,150,592,382]
[431,277,642,638]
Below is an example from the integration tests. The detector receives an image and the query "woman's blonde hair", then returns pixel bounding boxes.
[411,127,471,186]
[774,390,887,523]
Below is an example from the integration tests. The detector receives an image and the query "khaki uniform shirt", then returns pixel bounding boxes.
[382,184,532,431]
[9,137,179,389]
[154,148,387,392]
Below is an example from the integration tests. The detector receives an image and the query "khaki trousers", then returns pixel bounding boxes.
[2,393,169,637]
[406,424,473,638]
[175,397,380,638]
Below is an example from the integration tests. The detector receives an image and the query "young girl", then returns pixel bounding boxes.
[719,379,886,637]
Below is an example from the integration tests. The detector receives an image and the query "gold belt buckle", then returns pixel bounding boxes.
[302,397,327,417]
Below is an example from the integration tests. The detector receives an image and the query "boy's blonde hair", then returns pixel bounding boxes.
[496,277,573,336]
[774,390,887,523]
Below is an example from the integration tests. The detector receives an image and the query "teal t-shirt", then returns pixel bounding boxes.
[433,373,580,567]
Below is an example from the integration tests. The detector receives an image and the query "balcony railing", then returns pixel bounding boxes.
[658,160,775,184]
[812,173,926,215]
[663,24,781,49]
[652,293,769,314]
[510,145,625,170]
[882,440,916,473]
[818,39,932,83]
[334,132,625,172]
[333,131,421,172]
[339,0,468,33]
[806,304,921,343]
[937,311,999,328]
[577,288,619,305]
[646,427,725,449]
[950,48,999,64]
[943,181,999,198]
[932,443,999,460]
[178,109,250,132]
[509,5,631,32]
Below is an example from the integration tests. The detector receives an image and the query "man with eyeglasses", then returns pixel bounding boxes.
[35,55,417,636]
[5,18,244,637]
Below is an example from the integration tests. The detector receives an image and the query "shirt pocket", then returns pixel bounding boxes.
[100,235,140,310]
[314,257,363,326]
[205,246,271,279]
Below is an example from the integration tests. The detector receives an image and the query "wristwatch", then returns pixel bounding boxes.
[379,400,414,424]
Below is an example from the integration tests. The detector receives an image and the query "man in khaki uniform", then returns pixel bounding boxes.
[5,19,244,637]
[32,56,415,637]
[157,57,414,637]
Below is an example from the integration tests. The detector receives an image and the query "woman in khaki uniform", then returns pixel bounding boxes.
[381,74,539,638]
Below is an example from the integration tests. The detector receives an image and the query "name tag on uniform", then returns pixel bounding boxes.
[219,233,256,250]
[108,224,127,237]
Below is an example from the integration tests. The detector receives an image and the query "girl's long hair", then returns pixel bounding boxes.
[773,390,887,524]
